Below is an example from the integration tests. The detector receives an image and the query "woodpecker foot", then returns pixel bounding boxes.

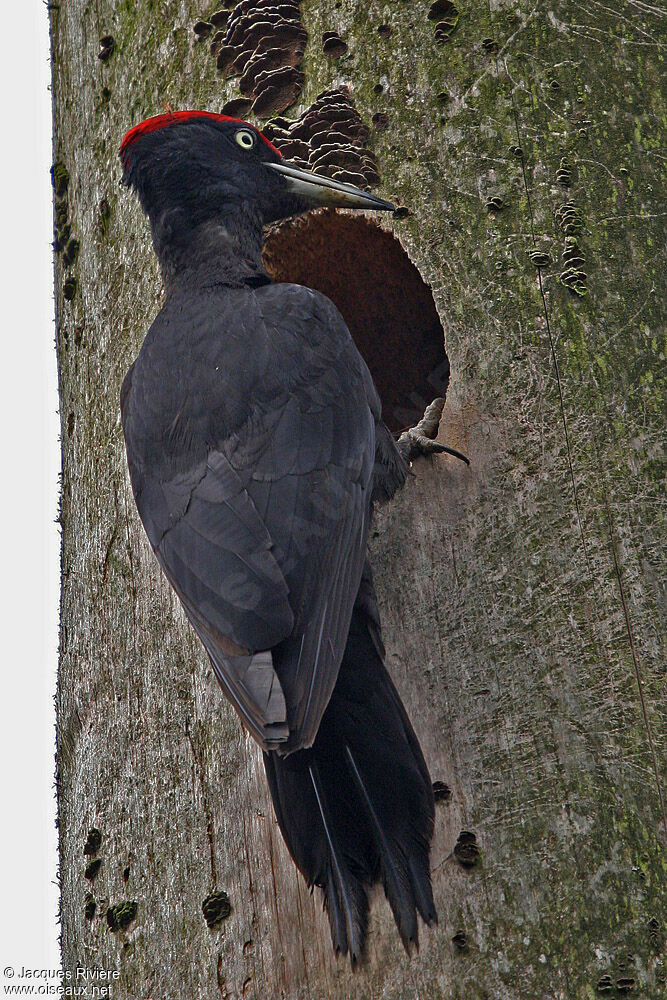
[396,398,470,466]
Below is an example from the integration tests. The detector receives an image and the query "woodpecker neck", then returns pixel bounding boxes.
[150,202,269,290]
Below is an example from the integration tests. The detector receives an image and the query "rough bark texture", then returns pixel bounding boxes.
[53,1,665,998]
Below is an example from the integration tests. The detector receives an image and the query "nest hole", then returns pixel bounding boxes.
[263,211,449,433]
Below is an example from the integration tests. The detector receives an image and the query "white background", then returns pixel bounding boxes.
[0,1,61,973]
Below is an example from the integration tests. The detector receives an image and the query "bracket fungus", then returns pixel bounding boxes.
[263,89,380,189]
[322,30,348,58]
[454,830,480,867]
[202,890,232,928]
[201,0,307,117]
[428,0,460,44]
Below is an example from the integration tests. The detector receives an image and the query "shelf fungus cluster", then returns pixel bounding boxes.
[197,0,307,119]
[428,0,460,44]
[263,89,381,190]
[454,830,480,867]
[202,890,232,929]
[555,201,587,297]
[529,248,552,269]
[556,155,573,187]
[555,200,583,237]
[559,236,587,297]
[322,30,348,58]
[193,8,230,39]
[485,194,505,213]
[52,160,79,302]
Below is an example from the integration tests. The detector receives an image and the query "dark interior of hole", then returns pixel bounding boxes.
[263,211,449,434]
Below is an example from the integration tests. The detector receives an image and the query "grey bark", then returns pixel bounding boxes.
[53,1,665,998]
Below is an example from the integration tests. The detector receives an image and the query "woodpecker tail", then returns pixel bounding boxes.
[263,564,436,962]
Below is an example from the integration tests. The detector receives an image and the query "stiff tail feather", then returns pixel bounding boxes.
[263,564,436,962]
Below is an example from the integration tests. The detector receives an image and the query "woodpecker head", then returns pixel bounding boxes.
[119,111,393,230]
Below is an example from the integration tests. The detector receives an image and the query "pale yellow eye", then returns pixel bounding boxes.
[235,129,256,150]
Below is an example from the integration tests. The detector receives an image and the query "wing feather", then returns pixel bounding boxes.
[122,282,377,752]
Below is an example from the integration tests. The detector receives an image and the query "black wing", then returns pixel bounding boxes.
[122,283,377,751]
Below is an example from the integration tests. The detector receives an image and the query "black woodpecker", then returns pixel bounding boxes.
[119,111,437,961]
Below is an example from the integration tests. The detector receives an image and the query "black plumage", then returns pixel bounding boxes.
[119,111,435,960]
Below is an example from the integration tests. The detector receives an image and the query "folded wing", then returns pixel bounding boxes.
[122,284,376,751]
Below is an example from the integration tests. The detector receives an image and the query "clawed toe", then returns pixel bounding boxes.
[396,398,470,466]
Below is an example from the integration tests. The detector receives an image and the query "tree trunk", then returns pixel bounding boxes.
[52,1,665,997]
